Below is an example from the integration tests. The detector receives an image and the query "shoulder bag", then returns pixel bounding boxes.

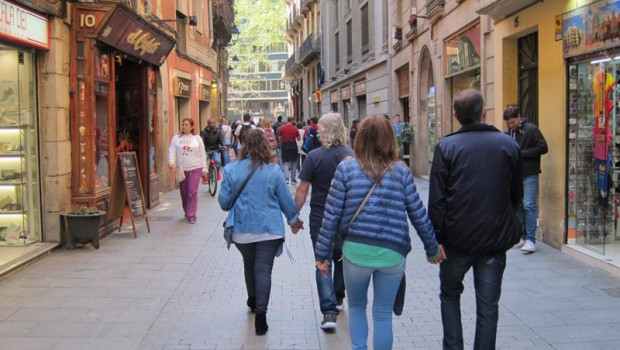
[223,166,258,242]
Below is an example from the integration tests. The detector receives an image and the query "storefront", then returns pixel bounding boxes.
[0,1,48,264]
[564,0,620,266]
[444,21,481,133]
[341,85,351,124]
[354,80,367,120]
[70,3,174,218]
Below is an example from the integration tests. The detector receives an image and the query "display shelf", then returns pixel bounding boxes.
[0,181,25,186]
[0,210,27,215]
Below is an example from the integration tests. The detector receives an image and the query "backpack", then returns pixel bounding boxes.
[301,128,317,154]
[263,128,277,149]
[401,123,414,144]
[238,124,253,144]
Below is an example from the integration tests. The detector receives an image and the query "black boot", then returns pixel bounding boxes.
[255,313,268,335]
[247,296,256,313]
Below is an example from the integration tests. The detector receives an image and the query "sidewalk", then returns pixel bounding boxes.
[0,179,619,349]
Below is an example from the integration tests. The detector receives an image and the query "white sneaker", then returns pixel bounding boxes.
[514,238,526,249]
[521,240,536,253]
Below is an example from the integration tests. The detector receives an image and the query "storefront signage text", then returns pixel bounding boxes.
[355,81,366,96]
[0,0,49,50]
[341,86,351,100]
[199,84,210,101]
[174,77,191,98]
[126,29,161,55]
[97,6,175,66]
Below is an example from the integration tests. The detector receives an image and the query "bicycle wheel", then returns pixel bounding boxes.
[208,164,218,197]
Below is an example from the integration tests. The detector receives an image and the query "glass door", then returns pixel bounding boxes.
[567,56,620,258]
[0,44,41,247]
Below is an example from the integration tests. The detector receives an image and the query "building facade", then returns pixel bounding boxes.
[283,0,321,122]
[319,0,392,128]
[486,0,620,275]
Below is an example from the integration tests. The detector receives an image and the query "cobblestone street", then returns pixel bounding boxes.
[0,179,619,349]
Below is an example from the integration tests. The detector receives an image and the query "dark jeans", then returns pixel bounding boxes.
[235,238,283,314]
[439,251,507,350]
[310,226,344,315]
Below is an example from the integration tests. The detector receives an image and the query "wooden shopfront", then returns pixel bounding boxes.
[70,3,174,220]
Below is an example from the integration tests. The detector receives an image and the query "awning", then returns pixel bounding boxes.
[97,6,175,66]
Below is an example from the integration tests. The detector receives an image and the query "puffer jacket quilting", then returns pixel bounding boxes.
[315,158,439,261]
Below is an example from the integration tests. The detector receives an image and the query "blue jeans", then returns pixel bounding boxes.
[344,257,405,350]
[516,175,539,243]
[221,145,230,166]
[439,251,506,350]
[235,238,283,314]
[310,226,341,315]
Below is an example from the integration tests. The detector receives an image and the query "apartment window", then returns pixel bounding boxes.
[194,0,202,34]
[176,11,187,54]
[333,0,339,24]
[346,20,352,63]
[335,32,340,71]
[361,4,369,54]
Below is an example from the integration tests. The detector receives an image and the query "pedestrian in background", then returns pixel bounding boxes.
[349,119,359,146]
[220,117,232,166]
[231,119,242,159]
[278,116,301,184]
[429,89,523,350]
[316,114,443,350]
[218,129,304,336]
[295,112,353,331]
[168,118,207,224]
[504,106,548,253]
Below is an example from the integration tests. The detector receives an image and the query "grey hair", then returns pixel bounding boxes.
[318,112,348,149]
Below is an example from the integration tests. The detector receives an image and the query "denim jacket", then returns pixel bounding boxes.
[218,158,299,255]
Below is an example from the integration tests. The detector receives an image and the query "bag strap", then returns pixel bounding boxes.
[349,166,390,227]
[229,167,257,209]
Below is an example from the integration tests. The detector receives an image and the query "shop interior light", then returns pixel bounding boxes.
[591,57,611,64]
[614,56,620,60]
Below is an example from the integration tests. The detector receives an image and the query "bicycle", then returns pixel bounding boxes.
[205,150,220,197]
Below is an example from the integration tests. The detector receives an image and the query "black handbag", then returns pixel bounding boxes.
[393,275,406,316]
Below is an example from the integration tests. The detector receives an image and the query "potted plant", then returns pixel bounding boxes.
[394,25,403,41]
[60,205,106,249]
[408,14,417,30]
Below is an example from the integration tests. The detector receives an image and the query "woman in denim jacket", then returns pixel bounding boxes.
[315,115,445,350]
[218,129,304,336]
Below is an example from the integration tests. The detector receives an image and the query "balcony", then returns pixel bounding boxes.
[302,0,316,14]
[213,0,235,46]
[283,53,303,80]
[475,0,540,20]
[298,33,321,66]
[426,0,445,18]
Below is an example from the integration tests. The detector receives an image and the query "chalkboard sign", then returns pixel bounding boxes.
[109,152,150,238]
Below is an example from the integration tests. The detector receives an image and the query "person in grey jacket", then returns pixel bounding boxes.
[315,114,444,350]
[218,129,304,336]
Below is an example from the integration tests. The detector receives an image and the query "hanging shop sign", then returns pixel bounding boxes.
[341,86,352,100]
[199,83,210,101]
[444,22,481,78]
[173,77,191,98]
[0,0,49,50]
[563,0,620,58]
[354,80,366,96]
[330,90,338,103]
[97,6,175,66]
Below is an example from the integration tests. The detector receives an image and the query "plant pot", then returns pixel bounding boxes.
[60,211,106,250]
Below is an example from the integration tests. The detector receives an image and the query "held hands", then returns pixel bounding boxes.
[290,218,304,234]
[316,260,329,278]
[427,244,447,264]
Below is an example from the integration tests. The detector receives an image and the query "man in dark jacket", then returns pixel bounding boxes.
[429,89,523,350]
[201,118,225,165]
[503,106,548,253]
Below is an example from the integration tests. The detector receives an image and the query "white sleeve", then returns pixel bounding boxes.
[168,135,178,166]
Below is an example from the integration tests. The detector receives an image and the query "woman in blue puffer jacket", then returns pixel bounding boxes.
[315,114,445,350]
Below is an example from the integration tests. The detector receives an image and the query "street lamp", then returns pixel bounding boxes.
[231,25,241,45]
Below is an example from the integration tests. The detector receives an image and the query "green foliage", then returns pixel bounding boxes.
[67,205,100,215]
